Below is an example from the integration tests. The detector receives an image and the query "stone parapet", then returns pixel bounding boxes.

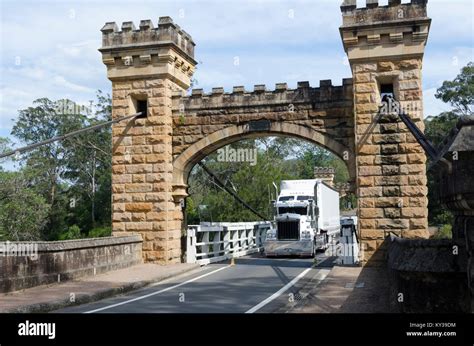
[0,236,143,293]
[172,80,353,112]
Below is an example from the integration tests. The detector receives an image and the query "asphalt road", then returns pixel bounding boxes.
[55,253,333,313]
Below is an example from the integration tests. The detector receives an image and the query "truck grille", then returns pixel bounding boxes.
[277,221,299,240]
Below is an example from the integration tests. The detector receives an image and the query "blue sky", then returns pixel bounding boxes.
[0,0,473,145]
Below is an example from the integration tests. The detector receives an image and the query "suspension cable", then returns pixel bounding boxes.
[0,112,143,159]
[197,162,266,220]
[2,113,267,221]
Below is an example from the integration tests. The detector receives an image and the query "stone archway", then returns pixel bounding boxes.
[172,122,356,198]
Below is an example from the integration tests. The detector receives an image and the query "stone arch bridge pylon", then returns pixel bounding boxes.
[100,0,431,264]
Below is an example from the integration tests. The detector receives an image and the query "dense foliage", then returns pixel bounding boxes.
[425,62,473,231]
[0,92,112,241]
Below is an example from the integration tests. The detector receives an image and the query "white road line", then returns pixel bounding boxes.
[245,267,330,314]
[84,265,231,313]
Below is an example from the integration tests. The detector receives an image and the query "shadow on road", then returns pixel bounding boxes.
[230,253,315,269]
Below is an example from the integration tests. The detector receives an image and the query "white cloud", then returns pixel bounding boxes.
[6,66,46,80]
[427,0,474,44]
[0,87,35,130]
[53,75,95,93]
[0,0,472,136]
[423,87,452,118]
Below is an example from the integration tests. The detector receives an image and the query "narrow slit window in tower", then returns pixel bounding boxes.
[136,100,148,118]
[380,83,394,101]
[130,95,148,118]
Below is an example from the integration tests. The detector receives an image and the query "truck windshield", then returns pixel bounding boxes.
[279,196,294,201]
[296,196,312,201]
[278,207,307,215]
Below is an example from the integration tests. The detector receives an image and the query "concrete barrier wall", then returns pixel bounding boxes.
[0,235,143,293]
[387,235,469,313]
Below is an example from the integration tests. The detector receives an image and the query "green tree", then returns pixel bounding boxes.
[424,112,459,148]
[435,62,473,116]
[0,171,50,241]
[11,98,72,205]
[11,98,77,238]
[0,137,11,168]
[62,91,112,229]
[58,225,82,240]
[424,112,458,226]
[425,62,474,230]
[10,92,113,239]
[0,137,10,153]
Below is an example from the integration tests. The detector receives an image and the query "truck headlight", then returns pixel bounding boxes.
[266,230,276,240]
[301,231,311,240]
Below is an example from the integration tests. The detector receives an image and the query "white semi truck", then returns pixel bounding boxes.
[264,179,340,257]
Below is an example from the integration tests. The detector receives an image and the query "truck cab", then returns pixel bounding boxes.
[264,179,340,257]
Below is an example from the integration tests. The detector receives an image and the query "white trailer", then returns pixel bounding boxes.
[264,179,340,257]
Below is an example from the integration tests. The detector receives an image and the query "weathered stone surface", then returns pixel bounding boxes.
[358,166,382,176]
[376,218,409,229]
[375,175,407,186]
[399,60,421,70]
[358,176,374,186]
[125,183,153,193]
[383,186,401,197]
[359,187,383,197]
[125,203,153,212]
[357,156,375,166]
[407,153,426,164]
[0,236,143,293]
[360,219,376,229]
[359,198,375,208]
[358,145,380,155]
[378,61,395,71]
[360,230,386,241]
[387,235,469,313]
[384,208,401,218]
[360,208,384,218]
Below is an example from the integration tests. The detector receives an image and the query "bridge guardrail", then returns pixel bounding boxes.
[186,222,271,265]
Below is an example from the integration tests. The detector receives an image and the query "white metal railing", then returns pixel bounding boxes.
[186,222,271,265]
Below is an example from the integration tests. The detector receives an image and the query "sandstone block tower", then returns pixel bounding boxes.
[99,17,196,263]
[340,0,431,264]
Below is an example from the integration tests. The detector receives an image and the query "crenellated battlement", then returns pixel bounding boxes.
[99,17,196,88]
[100,17,195,59]
[340,0,430,62]
[171,79,353,111]
[341,0,428,24]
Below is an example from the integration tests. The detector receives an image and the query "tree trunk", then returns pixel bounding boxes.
[91,155,96,227]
